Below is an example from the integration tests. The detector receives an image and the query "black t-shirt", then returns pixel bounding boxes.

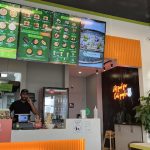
[9,100,32,122]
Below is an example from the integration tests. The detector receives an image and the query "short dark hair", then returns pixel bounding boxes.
[21,89,29,94]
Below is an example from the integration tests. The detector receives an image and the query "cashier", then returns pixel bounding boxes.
[9,89,39,122]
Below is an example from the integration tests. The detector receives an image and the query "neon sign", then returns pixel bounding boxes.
[113,83,132,100]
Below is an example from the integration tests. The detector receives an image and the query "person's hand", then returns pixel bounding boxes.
[27,97,32,104]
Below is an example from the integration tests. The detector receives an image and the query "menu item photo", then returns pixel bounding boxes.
[24,21,30,26]
[37,49,43,56]
[41,39,46,46]
[80,30,105,52]
[10,10,17,18]
[0,22,6,29]
[0,8,8,16]
[26,48,33,55]
[7,37,16,43]
[33,39,39,45]
[8,22,16,31]
[0,35,6,42]
[54,41,59,47]
[34,14,40,20]
[0,1,20,59]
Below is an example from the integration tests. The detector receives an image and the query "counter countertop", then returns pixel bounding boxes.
[115,123,141,126]
[130,143,150,150]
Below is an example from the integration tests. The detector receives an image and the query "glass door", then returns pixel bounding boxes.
[43,87,69,120]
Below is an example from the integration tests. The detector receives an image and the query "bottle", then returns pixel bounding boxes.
[94,106,98,118]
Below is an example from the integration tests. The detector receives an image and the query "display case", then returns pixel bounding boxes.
[40,87,69,121]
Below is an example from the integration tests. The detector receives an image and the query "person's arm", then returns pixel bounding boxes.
[27,97,39,116]
[9,103,13,113]
[9,102,16,122]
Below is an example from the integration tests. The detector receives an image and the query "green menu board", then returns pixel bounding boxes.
[17,6,53,62]
[0,2,20,59]
[50,12,81,64]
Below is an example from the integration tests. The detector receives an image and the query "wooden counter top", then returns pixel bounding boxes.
[130,143,150,150]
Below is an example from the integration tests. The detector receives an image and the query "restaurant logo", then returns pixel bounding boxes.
[113,83,132,100]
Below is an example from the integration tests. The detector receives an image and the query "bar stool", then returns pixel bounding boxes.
[103,130,115,150]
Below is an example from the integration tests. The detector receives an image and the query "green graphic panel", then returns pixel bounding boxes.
[0,2,20,59]
[17,6,53,62]
[0,83,13,92]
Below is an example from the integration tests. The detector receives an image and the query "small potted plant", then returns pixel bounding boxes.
[134,92,150,143]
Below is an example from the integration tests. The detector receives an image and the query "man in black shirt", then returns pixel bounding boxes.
[9,89,39,122]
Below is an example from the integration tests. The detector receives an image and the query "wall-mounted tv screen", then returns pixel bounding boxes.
[0,1,20,59]
[17,6,53,62]
[78,18,106,68]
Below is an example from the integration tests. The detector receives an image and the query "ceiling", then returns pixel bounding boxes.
[69,59,117,77]
[43,0,150,23]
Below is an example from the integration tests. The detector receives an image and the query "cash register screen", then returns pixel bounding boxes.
[17,114,30,123]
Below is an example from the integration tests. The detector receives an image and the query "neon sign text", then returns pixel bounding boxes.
[113,83,128,100]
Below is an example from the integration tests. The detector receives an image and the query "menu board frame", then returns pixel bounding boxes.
[50,12,81,65]
[17,5,53,62]
[0,1,20,59]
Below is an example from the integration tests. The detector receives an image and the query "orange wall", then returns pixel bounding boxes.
[105,35,142,67]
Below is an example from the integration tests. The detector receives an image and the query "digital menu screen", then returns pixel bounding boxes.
[78,18,106,68]
[50,12,81,64]
[0,2,20,59]
[17,6,53,62]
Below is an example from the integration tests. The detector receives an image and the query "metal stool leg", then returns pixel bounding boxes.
[109,134,112,150]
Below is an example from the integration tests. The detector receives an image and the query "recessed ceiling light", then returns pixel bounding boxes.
[96,70,99,75]
[103,67,106,71]
[110,64,113,68]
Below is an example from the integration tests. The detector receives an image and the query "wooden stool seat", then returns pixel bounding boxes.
[103,130,115,150]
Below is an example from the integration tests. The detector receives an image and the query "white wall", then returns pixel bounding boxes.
[0,59,65,110]
[26,62,64,98]
[0,59,27,89]
[69,76,86,118]
[86,74,97,118]
[86,74,103,141]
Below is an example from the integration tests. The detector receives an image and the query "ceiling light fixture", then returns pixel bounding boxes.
[103,67,106,71]
[78,71,82,74]
[96,69,99,75]
[110,64,113,68]
[1,73,8,77]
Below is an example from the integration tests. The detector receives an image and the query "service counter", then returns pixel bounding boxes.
[11,119,101,150]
